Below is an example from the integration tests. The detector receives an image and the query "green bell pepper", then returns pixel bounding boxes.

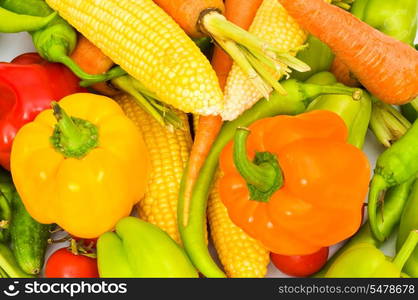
[351,0,417,46]
[305,72,371,149]
[397,178,418,277]
[315,178,414,277]
[97,217,198,278]
[325,230,418,277]
[291,35,335,82]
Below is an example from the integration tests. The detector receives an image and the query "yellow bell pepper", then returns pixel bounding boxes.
[10,93,150,238]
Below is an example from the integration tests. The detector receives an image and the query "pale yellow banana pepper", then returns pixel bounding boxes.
[10,93,150,238]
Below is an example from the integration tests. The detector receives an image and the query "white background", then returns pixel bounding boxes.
[0,31,416,278]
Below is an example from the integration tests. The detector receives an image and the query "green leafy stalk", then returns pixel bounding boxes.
[201,10,310,97]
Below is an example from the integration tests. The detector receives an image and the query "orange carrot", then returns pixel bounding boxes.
[182,0,263,208]
[210,0,264,88]
[153,0,225,38]
[279,0,418,105]
[70,35,119,96]
[330,57,360,87]
[70,35,114,74]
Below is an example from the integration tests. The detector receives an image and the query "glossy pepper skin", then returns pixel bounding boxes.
[351,0,417,46]
[10,93,150,238]
[326,230,418,278]
[0,53,83,170]
[97,217,198,278]
[397,179,418,277]
[219,110,371,255]
[305,72,371,149]
[315,179,414,277]
[368,119,418,241]
[291,36,334,82]
[178,80,361,277]
[0,6,56,33]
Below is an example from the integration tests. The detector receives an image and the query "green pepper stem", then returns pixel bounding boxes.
[50,102,98,158]
[79,66,127,87]
[52,102,84,149]
[51,51,126,85]
[303,83,362,101]
[233,127,283,202]
[392,230,418,270]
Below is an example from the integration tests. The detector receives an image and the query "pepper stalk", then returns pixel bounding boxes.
[233,127,283,202]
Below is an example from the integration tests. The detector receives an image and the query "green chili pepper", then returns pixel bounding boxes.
[397,179,418,277]
[0,0,125,84]
[351,0,417,46]
[97,217,198,278]
[0,266,8,278]
[178,79,361,278]
[291,36,335,82]
[314,179,414,277]
[401,98,418,123]
[369,120,418,241]
[0,7,56,33]
[0,243,32,278]
[325,230,418,277]
[305,72,371,149]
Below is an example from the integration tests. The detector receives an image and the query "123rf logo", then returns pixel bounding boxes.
[3,281,127,297]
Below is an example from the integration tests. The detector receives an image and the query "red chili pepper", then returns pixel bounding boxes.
[0,53,85,170]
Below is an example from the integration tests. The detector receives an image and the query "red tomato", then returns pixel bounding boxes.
[270,247,329,277]
[45,248,99,278]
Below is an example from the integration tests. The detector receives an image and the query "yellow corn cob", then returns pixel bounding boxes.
[46,0,223,115]
[208,173,270,278]
[221,0,307,120]
[116,93,192,243]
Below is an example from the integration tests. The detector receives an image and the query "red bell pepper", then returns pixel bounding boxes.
[0,53,85,170]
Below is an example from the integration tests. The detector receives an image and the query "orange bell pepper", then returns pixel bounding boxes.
[219,110,371,255]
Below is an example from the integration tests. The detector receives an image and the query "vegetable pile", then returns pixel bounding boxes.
[0,0,417,278]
